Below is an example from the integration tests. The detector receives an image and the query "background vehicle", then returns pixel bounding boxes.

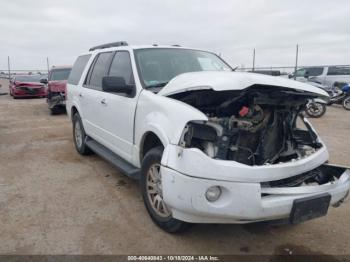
[43,66,72,114]
[66,42,349,233]
[290,66,350,88]
[9,74,46,98]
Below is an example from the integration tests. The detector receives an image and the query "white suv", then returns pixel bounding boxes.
[66,42,350,232]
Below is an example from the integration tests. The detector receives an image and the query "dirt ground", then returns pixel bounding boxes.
[0,78,349,256]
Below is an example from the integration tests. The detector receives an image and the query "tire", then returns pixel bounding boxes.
[50,107,64,115]
[50,108,58,115]
[343,97,350,111]
[72,113,92,155]
[140,147,190,233]
[305,102,327,118]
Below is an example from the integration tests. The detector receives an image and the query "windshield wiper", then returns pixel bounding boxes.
[145,82,168,89]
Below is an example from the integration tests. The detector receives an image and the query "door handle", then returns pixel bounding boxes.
[100,98,107,105]
[79,93,83,98]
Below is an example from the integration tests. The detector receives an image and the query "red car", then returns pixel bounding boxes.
[9,75,47,98]
[45,66,72,114]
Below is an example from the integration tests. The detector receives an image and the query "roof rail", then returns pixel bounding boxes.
[89,41,128,51]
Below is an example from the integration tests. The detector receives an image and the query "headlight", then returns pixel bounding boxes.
[179,122,220,146]
[205,186,222,202]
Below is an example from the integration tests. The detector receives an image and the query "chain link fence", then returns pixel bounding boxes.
[0,69,48,79]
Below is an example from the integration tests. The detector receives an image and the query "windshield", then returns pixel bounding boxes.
[15,75,42,82]
[49,68,71,81]
[134,48,232,89]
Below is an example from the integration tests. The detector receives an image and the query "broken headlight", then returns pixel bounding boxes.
[179,121,221,158]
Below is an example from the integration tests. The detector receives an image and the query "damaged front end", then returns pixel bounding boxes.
[160,85,350,224]
[174,85,323,166]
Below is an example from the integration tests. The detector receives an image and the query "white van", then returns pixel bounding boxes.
[290,66,350,87]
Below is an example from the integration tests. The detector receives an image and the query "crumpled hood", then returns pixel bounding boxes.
[157,71,329,97]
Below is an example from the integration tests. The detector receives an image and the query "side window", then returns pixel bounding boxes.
[306,67,323,76]
[327,66,350,76]
[108,51,134,86]
[68,54,91,85]
[295,68,306,77]
[87,52,113,90]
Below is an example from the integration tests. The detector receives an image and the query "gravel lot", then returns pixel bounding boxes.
[0,78,349,256]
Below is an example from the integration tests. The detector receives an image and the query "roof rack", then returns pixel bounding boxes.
[89,41,128,51]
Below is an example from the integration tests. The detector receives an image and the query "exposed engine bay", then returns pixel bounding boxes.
[173,85,323,166]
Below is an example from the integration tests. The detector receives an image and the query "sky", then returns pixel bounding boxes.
[0,0,350,71]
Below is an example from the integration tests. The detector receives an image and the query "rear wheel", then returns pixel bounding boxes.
[73,113,92,155]
[343,97,350,110]
[141,147,189,233]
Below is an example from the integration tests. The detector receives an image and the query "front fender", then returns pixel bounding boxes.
[134,90,207,155]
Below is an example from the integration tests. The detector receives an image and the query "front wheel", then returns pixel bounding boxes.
[343,97,350,110]
[305,102,327,118]
[140,147,189,233]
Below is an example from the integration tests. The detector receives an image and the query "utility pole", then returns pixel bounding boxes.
[252,48,255,72]
[294,44,299,80]
[46,57,50,74]
[7,56,11,80]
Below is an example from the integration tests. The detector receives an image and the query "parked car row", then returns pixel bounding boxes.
[8,66,72,114]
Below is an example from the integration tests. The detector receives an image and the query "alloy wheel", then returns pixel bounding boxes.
[74,120,83,148]
[146,163,171,218]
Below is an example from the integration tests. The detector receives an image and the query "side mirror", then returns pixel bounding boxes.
[288,74,293,79]
[40,78,48,84]
[102,76,134,94]
[304,71,310,79]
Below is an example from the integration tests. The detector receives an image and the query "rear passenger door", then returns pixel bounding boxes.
[81,51,114,141]
[97,51,137,162]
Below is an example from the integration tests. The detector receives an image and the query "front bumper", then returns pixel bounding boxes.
[161,145,350,224]
[13,87,47,97]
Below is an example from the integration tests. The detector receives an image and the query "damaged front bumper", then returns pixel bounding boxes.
[47,93,65,109]
[161,144,350,224]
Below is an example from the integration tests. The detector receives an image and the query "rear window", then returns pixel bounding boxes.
[49,68,71,81]
[327,66,350,76]
[68,55,91,85]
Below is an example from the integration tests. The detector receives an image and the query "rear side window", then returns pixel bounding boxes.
[327,66,350,76]
[68,55,91,85]
[306,67,323,76]
[87,52,113,90]
[109,51,134,85]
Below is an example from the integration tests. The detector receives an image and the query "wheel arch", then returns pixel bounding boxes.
[71,106,79,122]
[139,130,167,163]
